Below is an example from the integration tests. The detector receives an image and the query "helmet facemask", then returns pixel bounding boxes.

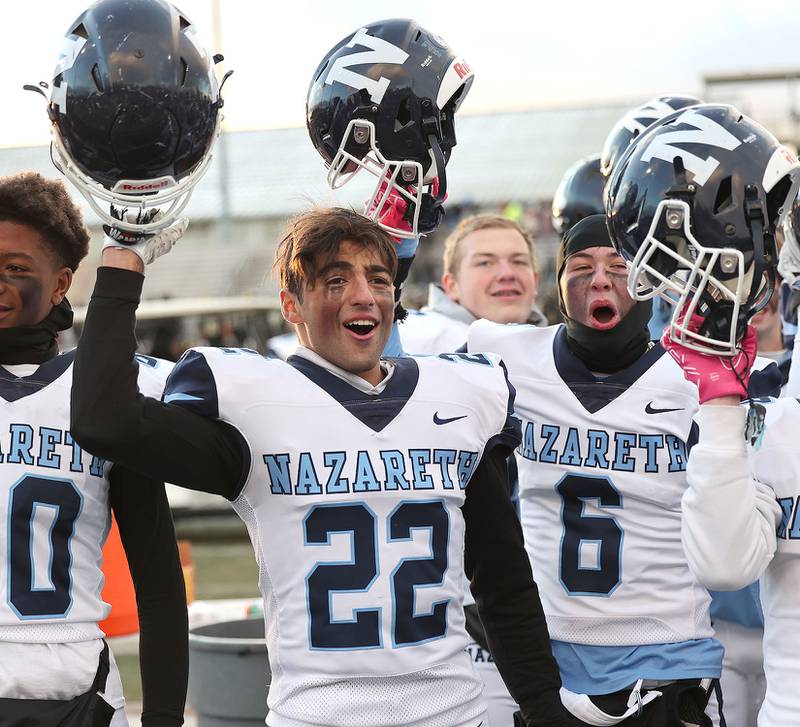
[33,4,230,234]
[327,111,450,240]
[49,113,222,233]
[627,198,754,355]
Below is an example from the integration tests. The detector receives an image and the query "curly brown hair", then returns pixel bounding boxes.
[274,208,398,299]
[0,172,89,271]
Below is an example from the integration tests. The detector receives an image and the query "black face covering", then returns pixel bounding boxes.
[0,299,73,365]
[562,300,653,374]
[558,214,652,374]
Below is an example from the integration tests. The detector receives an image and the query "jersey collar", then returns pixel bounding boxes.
[553,326,666,414]
[0,349,75,403]
[286,354,420,432]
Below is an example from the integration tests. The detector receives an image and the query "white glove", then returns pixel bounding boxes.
[102,210,188,266]
[778,219,800,288]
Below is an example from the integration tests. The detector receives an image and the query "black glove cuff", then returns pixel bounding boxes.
[394,256,415,302]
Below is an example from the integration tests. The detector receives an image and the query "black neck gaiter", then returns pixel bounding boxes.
[557,214,652,374]
[0,299,74,365]
[562,299,653,374]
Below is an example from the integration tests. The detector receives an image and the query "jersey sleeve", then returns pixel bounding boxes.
[163,350,220,419]
[682,404,780,589]
[72,267,249,500]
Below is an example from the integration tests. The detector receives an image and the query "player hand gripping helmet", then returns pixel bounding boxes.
[551,154,605,235]
[306,19,474,239]
[607,103,800,356]
[28,0,228,233]
[600,95,702,179]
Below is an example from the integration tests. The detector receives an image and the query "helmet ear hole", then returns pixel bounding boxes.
[713,176,734,215]
[395,97,413,131]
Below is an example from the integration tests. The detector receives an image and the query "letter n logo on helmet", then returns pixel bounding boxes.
[324,27,409,105]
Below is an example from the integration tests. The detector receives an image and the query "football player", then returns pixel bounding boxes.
[70,207,578,727]
[399,215,546,355]
[467,212,723,725]
[0,172,187,727]
[605,104,800,727]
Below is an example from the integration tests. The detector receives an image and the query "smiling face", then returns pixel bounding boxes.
[442,226,538,323]
[280,240,395,385]
[0,221,72,329]
[560,246,635,330]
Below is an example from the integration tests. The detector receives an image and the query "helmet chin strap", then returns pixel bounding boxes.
[413,134,447,235]
[697,187,775,346]
[741,185,775,319]
[405,100,448,236]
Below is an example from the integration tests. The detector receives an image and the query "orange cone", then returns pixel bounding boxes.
[99,516,139,637]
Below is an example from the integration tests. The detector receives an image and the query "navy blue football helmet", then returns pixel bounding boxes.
[551,155,605,235]
[307,19,474,238]
[600,95,702,179]
[33,0,226,232]
[607,104,800,355]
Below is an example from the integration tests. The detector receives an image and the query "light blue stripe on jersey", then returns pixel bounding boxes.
[551,638,723,695]
[709,582,763,629]
[164,392,203,403]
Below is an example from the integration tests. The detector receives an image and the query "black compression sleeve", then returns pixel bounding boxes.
[110,465,187,727]
[462,448,571,727]
[71,267,245,499]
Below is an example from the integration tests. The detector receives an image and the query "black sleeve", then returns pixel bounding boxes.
[109,465,187,727]
[463,448,572,727]
[71,267,246,499]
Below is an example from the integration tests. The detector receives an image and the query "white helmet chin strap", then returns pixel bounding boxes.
[50,114,221,233]
[627,199,746,356]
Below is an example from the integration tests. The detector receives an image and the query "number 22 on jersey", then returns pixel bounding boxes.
[304,499,450,650]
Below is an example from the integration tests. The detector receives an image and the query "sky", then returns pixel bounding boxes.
[3,0,800,148]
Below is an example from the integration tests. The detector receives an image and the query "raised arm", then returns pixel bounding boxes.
[660,326,780,589]
[71,249,246,499]
[682,404,780,589]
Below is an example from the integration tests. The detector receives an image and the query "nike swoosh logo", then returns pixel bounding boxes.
[433,412,468,425]
[645,402,684,414]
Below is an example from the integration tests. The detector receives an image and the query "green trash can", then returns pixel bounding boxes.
[188,618,270,726]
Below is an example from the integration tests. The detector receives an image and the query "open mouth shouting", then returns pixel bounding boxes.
[588,299,621,331]
[343,317,379,340]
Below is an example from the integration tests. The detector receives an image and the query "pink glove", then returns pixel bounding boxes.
[661,317,756,404]
[366,177,443,242]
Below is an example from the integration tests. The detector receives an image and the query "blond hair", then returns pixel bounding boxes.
[443,215,536,277]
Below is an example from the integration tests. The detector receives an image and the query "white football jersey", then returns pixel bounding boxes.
[163,347,518,727]
[0,352,172,643]
[467,321,713,646]
[399,309,470,355]
[744,397,800,726]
